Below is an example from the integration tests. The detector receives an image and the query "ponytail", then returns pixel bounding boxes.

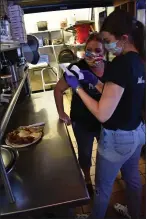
[132,20,146,61]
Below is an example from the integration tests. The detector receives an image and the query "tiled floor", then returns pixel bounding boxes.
[29,69,57,92]
[63,90,146,218]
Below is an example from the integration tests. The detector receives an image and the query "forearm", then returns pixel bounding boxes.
[54,88,64,115]
[77,87,100,120]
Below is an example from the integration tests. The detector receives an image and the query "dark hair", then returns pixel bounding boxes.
[85,32,104,50]
[100,9,146,60]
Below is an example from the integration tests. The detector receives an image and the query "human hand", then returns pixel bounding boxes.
[65,74,80,91]
[80,70,98,86]
[59,112,71,125]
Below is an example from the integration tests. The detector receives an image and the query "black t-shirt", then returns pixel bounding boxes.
[64,59,108,131]
[103,51,145,130]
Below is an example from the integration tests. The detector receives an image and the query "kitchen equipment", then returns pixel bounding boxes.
[0,93,12,104]
[1,145,19,174]
[37,21,48,31]
[22,35,40,65]
[0,15,12,41]
[43,38,49,46]
[58,45,76,63]
[0,52,11,76]
[0,75,12,94]
[52,38,63,45]
[9,64,20,84]
[60,18,67,29]
[75,24,91,44]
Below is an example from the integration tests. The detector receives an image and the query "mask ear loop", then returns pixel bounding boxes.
[120,35,128,54]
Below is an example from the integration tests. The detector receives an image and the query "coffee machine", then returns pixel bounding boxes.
[0,48,31,105]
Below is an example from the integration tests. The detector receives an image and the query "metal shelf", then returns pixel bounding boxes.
[65,20,95,32]
[39,43,85,49]
[0,40,20,52]
[28,29,61,35]
[0,69,28,140]
[0,67,28,204]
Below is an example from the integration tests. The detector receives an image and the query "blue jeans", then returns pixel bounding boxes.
[90,123,146,219]
[72,122,100,169]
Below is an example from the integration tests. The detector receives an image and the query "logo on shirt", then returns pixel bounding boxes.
[89,83,95,90]
[137,76,145,84]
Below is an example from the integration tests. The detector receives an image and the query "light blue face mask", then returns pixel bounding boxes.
[104,41,122,55]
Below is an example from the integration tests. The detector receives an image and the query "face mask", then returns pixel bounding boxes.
[85,51,104,68]
[104,41,122,55]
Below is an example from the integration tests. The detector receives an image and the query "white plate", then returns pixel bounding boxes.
[5,126,43,148]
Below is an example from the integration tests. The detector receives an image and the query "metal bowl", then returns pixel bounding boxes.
[1,145,19,174]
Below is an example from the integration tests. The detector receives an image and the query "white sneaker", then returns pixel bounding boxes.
[75,214,89,219]
[114,203,131,219]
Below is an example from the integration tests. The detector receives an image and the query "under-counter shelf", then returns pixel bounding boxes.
[0,69,28,141]
[0,40,20,52]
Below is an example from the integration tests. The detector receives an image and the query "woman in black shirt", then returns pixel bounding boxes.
[64,10,146,219]
[54,33,108,196]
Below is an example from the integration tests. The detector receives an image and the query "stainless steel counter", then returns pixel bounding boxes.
[0,91,89,217]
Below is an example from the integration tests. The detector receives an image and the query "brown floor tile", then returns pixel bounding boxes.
[82,203,92,213]
[106,191,126,218]
[139,164,146,174]
[141,174,146,185]
[139,157,146,165]
[90,165,96,176]
[112,180,125,193]
[116,171,122,180]
[142,184,146,197]
[75,207,83,214]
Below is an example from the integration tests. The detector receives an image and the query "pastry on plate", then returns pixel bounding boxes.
[6,125,44,147]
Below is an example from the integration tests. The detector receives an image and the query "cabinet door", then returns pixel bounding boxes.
[113,0,136,17]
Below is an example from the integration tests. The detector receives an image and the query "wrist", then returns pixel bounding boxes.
[76,85,82,93]
[59,111,65,117]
